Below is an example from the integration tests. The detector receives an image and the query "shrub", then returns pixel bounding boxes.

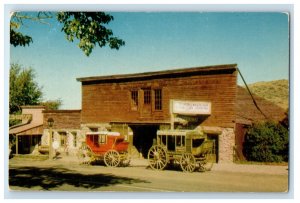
[243,121,289,162]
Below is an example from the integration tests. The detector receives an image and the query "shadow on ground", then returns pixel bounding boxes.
[9,166,149,191]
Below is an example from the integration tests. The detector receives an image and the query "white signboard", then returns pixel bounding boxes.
[172,100,211,115]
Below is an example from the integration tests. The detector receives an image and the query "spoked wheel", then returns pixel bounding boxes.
[148,145,168,170]
[200,151,214,171]
[104,150,120,167]
[180,153,196,173]
[77,143,93,165]
[120,152,131,167]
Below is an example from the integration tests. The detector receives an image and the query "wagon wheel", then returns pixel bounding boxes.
[77,144,93,165]
[104,150,120,167]
[147,145,168,170]
[180,153,196,172]
[120,153,131,167]
[201,150,214,171]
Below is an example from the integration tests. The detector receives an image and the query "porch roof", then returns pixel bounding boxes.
[9,123,43,136]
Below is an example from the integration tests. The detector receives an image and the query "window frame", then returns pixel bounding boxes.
[130,90,139,111]
[154,88,162,111]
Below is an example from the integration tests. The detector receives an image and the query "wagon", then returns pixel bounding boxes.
[78,131,130,167]
[147,130,215,172]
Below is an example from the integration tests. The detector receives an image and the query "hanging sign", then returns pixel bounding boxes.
[172,100,211,115]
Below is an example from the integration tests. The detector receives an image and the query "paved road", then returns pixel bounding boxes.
[8,156,289,192]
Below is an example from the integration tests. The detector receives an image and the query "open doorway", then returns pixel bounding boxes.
[129,125,159,158]
[207,133,219,163]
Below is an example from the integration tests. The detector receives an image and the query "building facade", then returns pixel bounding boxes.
[9,106,45,154]
[77,64,238,162]
[41,110,82,156]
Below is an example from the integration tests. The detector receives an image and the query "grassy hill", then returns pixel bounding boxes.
[247,79,289,110]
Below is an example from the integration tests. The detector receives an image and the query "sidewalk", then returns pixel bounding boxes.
[213,162,288,175]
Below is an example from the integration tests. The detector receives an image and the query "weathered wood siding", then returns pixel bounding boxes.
[81,66,237,128]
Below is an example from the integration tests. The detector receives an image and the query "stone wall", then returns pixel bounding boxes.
[218,128,235,163]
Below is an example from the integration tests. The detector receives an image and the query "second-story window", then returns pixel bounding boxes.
[154,89,162,110]
[131,90,139,110]
[143,88,151,104]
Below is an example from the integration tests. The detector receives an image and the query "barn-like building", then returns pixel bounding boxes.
[10,64,287,163]
[77,64,239,162]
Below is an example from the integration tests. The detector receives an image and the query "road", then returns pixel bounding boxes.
[8,157,289,192]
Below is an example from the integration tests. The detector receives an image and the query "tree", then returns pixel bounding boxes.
[10,12,125,56]
[9,64,43,114]
[40,99,62,110]
[243,121,289,162]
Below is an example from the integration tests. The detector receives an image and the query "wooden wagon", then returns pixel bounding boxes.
[78,131,130,167]
[148,130,215,172]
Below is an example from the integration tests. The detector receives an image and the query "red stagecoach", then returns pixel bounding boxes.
[78,131,130,167]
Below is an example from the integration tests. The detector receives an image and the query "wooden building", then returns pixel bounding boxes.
[9,106,45,154]
[77,64,238,162]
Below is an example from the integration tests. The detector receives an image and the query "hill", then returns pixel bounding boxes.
[246,79,289,110]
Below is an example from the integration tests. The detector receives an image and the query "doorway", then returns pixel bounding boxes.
[129,125,159,158]
[207,134,219,163]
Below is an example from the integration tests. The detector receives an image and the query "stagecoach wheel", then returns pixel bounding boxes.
[201,151,214,171]
[104,150,120,167]
[180,153,196,173]
[119,153,131,167]
[147,145,168,170]
[77,144,93,165]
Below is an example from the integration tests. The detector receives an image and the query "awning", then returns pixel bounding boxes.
[9,123,43,135]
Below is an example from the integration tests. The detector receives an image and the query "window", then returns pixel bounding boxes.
[59,131,67,146]
[131,90,138,110]
[154,89,162,110]
[72,132,77,147]
[143,88,151,104]
[98,134,106,144]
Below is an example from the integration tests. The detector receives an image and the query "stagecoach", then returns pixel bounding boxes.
[78,131,130,167]
[148,130,215,172]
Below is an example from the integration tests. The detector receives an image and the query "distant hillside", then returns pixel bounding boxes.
[247,79,289,110]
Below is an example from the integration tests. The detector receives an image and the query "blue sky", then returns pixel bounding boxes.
[10,12,289,109]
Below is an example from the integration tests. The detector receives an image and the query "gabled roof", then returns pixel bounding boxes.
[77,64,238,83]
[236,86,287,125]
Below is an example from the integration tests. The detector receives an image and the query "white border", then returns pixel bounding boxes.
[1,2,297,201]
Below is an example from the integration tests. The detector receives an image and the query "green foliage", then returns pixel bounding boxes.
[243,121,289,162]
[9,64,43,114]
[10,29,33,47]
[10,12,125,56]
[57,12,125,56]
[280,109,289,130]
[40,99,62,110]
[9,119,22,127]
[10,12,52,47]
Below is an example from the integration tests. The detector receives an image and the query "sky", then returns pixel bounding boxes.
[10,12,289,110]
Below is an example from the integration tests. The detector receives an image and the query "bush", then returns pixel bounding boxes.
[243,121,289,162]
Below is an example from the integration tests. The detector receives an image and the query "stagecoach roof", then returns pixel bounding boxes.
[86,131,121,136]
[157,129,206,137]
